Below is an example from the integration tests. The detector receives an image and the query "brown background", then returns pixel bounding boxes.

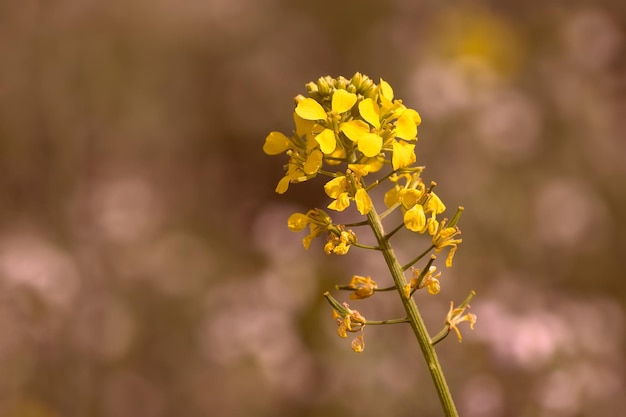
[1,1,625,416]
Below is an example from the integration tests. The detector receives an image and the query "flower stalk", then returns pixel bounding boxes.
[366,203,459,416]
[263,73,475,417]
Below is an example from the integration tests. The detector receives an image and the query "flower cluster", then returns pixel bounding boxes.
[264,73,421,195]
[265,74,475,353]
[287,209,359,254]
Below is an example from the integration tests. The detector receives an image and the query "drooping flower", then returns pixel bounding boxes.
[405,262,442,297]
[446,291,477,342]
[327,298,367,338]
[287,209,333,249]
[324,228,357,255]
[346,275,378,299]
[351,333,365,353]
[264,112,327,193]
[431,219,463,267]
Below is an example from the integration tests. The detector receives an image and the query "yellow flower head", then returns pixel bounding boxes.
[347,275,378,299]
[295,89,358,155]
[446,291,477,342]
[432,219,463,267]
[287,209,333,249]
[264,74,424,196]
[324,227,357,255]
[406,257,441,297]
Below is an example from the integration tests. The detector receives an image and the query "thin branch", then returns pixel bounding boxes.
[402,244,436,271]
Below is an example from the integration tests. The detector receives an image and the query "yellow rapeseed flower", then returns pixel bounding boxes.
[295,89,357,155]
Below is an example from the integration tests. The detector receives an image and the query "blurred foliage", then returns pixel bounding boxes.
[0,1,625,417]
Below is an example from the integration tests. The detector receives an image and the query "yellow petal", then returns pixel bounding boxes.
[427,279,441,295]
[340,120,370,142]
[407,108,422,126]
[287,213,310,231]
[328,192,351,211]
[357,133,382,157]
[404,204,426,232]
[295,98,327,121]
[316,128,337,154]
[398,188,422,209]
[379,78,394,101]
[392,140,416,170]
[294,112,317,140]
[304,149,323,175]
[426,192,446,214]
[403,283,412,299]
[324,176,347,198]
[326,146,346,165]
[302,234,314,250]
[275,175,291,194]
[351,334,365,353]
[355,188,372,215]
[263,131,291,155]
[332,89,357,114]
[395,112,418,140]
[347,163,371,177]
[384,188,399,208]
[427,217,439,236]
[358,98,381,130]
[359,156,384,173]
[445,245,457,268]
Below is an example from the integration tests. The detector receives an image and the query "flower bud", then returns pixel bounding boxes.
[317,77,332,96]
[351,72,364,87]
[305,82,318,95]
[336,76,348,90]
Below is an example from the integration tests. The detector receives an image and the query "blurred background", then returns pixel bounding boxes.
[1,1,625,416]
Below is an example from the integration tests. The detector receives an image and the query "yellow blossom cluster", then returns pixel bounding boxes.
[384,172,462,267]
[263,73,421,194]
[288,209,358,254]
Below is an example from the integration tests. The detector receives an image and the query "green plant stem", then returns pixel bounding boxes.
[352,242,381,250]
[431,327,452,345]
[366,317,409,325]
[336,284,399,292]
[402,244,436,271]
[366,206,459,417]
[384,222,404,240]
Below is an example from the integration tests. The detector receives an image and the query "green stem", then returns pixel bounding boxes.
[402,244,436,271]
[318,169,340,177]
[364,168,398,192]
[352,242,381,250]
[366,206,459,417]
[379,202,400,220]
[415,255,437,290]
[366,317,409,325]
[384,222,403,241]
[335,284,398,292]
[343,219,369,227]
[374,285,398,292]
[431,327,452,345]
